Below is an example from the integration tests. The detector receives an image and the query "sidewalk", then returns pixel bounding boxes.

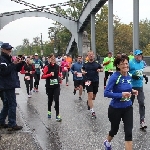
[0,98,42,150]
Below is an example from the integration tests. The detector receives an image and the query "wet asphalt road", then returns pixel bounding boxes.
[16,71,150,150]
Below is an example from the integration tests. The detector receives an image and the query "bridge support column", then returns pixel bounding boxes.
[78,32,83,56]
[91,14,96,55]
[133,0,139,51]
[108,0,114,55]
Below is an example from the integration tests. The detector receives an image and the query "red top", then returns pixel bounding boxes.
[41,64,62,79]
[20,64,35,74]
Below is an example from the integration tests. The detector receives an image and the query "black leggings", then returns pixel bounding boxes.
[104,71,113,86]
[34,73,40,89]
[108,106,133,141]
[47,86,60,116]
[25,78,33,95]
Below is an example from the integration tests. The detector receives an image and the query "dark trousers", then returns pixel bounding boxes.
[0,89,17,127]
[131,87,145,123]
[62,71,68,84]
[108,106,133,141]
[47,86,60,116]
[25,78,33,95]
[34,73,40,89]
[104,71,113,86]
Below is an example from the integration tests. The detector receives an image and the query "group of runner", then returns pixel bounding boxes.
[20,53,43,97]
[19,49,148,150]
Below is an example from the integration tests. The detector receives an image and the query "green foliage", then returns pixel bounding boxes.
[114,23,132,55]
[143,43,150,56]
[139,19,150,51]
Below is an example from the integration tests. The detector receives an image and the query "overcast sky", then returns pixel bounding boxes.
[0,0,150,48]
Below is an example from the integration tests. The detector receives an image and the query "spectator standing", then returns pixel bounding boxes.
[0,43,24,131]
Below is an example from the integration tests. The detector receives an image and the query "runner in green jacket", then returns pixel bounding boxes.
[103,52,114,89]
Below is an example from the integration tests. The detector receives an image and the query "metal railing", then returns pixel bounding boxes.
[3,0,88,21]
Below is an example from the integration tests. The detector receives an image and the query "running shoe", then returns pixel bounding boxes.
[28,95,31,98]
[104,140,112,150]
[56,115,62,122]
[79,97,82,100]
[140,121,147,129]
[91,112,96,118]
[33,88,36,92]
[48,111,51,118]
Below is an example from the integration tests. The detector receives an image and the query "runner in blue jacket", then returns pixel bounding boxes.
[104,55,138,150]
[129,49,147,129]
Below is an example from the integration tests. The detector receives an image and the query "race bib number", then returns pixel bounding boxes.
[85,80,91,86]
[64,67,68,71]
[35,64,40,69]
[77,73,82,77]
[135,69,143,76]
[50,79,58,85]
[25,76,30,80]
[120,97,130,102]
[57,62,61,66]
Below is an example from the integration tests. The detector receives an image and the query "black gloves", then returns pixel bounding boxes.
[143,74,148,84]
[132,74,148,84]
[132,75,141,80]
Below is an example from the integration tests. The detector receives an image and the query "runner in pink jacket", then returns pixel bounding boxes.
[61,57,69,86]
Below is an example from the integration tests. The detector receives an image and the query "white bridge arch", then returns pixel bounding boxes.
[0,10,77,38]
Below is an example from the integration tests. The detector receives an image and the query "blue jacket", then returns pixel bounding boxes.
[0,52,24,90]
[33,59,43,74]
[104,72,132,108]
[129,58,144,87]
[71,62,83,81]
